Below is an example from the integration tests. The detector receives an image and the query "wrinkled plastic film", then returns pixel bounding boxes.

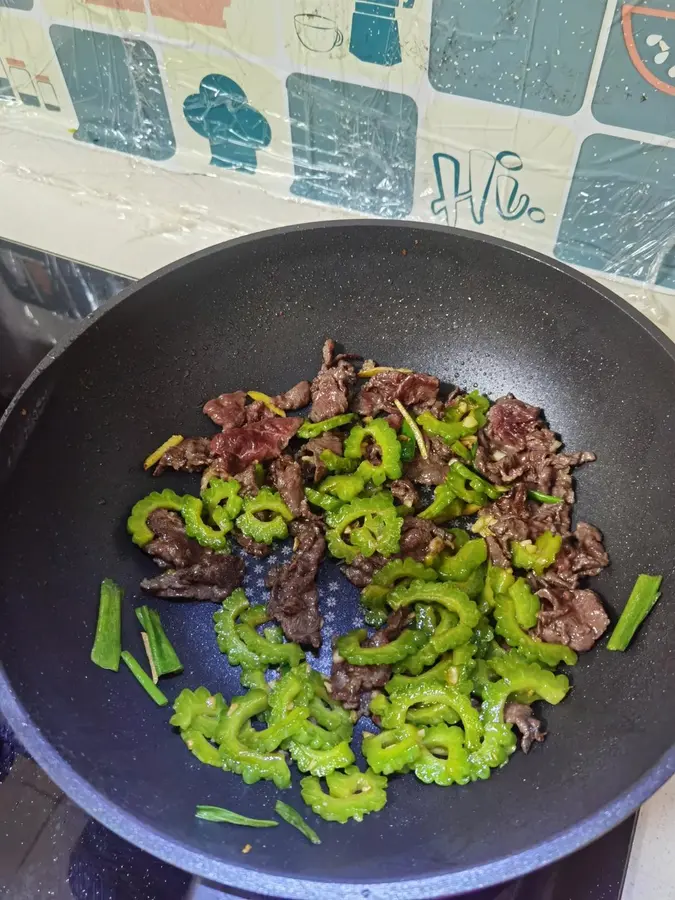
[0,0,672,332]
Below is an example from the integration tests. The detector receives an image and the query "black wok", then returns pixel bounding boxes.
[1,222,674,899]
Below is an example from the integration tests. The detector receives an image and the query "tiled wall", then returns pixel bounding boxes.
[1,0,674,296]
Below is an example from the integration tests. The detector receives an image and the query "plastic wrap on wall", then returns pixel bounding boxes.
[0,0,673,328]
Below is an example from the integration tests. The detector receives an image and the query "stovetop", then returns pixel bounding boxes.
[0,237,638,900]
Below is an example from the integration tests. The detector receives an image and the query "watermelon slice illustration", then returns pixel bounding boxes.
[622,4,675,96]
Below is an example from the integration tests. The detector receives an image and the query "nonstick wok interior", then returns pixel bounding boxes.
[1,222,674,899]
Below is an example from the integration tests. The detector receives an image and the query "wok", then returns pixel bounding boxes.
[1,221,674,899]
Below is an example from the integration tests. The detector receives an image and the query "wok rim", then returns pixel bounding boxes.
[1,219,674,899]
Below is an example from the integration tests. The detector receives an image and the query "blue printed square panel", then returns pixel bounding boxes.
[555,134,675,289]
[286,73,417,218]
[593,1,675,137]
[0,0,33,8]
[429,0,607,116]
[50,25,175,161]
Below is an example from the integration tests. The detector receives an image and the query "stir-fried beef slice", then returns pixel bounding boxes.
[484,484,532,566]
[298,432,344,483]
[342,553,387,588]
[527,498,572,541]
[233,464,260,497]
[329,660,390,711]
[405,435,454,485]
[270,455,311,518]
[144,509,204,569]
[275,380,311,411]
[309,339,357,423]
[329,610,412,710]
[389,478,419,509]
[540,522,609,590]
[534,587,609,652]
[141,554,245,602]
[483,483,573,566]
[398,373,440,410]
[153,437,212,476]
[363,439,382,465]
[244,400,275,424]
[202,391,247,430]
[210,417,302,474]
[484,490,609,650]
[485,485,607,587]
[200,458,231,492]
[235,534,272,557]
[266,519,325,647]
[399,516,452,562]
[504,701,546,754]
[370,608,411,644]
[355,371,402,419]
[475,394,595,504]
[485,536,510,569]
[201,457,261,497]
[531,450,596,504]
[356,371,439,421]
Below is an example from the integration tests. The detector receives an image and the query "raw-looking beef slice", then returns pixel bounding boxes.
[144,509,204,569]
[270,455,311,518]
[483,395,543,451]
[210,417,302,474]
[356,371,439,420]
[153,437,212,475]
[329,610,412,711]
[475,394,595,504]
[202,391,247,429]
[141,554,245,602]
[266,519,325,647]
[504,701,546,753]
[534,587,610,652]
[297,432,344,483]
[309,339,357,422]
[275,380,311,411]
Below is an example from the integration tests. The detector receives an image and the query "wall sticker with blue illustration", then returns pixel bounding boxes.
[349,0,415,67]
[0,0,33,8]
[50,25,175,160]
[286,73,417,218]
[593,1,675,137]
[184,74,271,172]
[429,0,607,115]
[555,133,675,289]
